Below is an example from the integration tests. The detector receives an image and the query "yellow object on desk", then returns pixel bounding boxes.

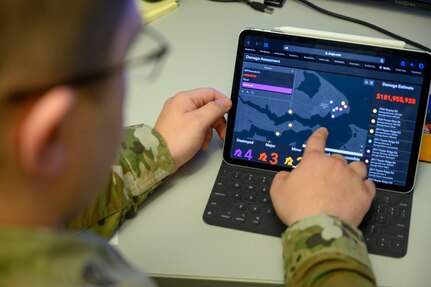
[137,0,178,24]
[420,133,431,162]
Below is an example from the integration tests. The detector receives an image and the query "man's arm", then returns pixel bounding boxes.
[67,88,232,238]
[270,128,377,287]
[282,215,376,286]
[67,124,175,238]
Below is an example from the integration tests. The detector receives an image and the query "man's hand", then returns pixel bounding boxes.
[154,88,232,171]
[270,127,376,226]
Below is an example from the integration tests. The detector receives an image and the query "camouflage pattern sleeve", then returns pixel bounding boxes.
[282,215,377,287]
[67,124,175,239]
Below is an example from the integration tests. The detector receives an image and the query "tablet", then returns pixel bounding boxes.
[223,29,431,193]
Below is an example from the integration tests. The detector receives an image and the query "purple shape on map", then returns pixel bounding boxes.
[242,82,293,94]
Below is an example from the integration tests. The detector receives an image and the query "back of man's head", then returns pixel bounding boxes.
[0,0,128,99]
[0,0,141,227]
[0,0,130,167]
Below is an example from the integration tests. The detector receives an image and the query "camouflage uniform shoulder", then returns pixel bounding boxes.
[67,124,174,238]
[119,124,174,196]
[0,228,156,287]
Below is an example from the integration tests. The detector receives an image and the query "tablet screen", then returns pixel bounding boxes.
[224,29,431,193]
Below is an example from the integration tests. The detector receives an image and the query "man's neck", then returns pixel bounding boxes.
[0,187,61,229]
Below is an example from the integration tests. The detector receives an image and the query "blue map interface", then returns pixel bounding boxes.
[229,36,426,187]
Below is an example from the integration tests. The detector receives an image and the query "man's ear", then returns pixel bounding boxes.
[18,86,76,177]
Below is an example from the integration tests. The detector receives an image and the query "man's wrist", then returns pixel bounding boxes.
[282,214,373,282]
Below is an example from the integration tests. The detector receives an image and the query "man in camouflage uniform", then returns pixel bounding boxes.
[0,0,376,286]
[271,127,377,286]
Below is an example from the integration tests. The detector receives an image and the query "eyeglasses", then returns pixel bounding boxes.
[126,25,169,80]
[6,26,169,104]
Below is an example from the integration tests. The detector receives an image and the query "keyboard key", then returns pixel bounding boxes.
[396,234,406,240]
[205,208,217,217]
[215,181,225,188]
[376,204,386,214]
[260,195,270,204]
[234,213,247,223]
[220,211,232,220]
[232,182,241,189]
[398,207,408,218]
[249,205,261,214]
[363,236,372,245]
[391,240,402,249]
[251,216,261,225]
[231,192,242,200]
[258,176,269,184]
[259,186,269,194]
[395,223,407,229]
[209,197,233,209]
[235,202,246,211]
[264,208,275,216]
[220,169,229,177]
[231,171,241,179]
[376,238,388,248]
[376,214,387,224]
[214,191,227,198]
[382,196,391,204]
[245,194,257,202]
[367,224,378,235]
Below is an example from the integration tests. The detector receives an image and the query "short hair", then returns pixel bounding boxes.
[0,0,129,99]
[0,0,130,164]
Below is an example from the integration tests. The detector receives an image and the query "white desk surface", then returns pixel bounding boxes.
[118,1,431,286]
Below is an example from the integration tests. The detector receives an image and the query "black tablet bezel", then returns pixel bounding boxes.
[223,28,431,193]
